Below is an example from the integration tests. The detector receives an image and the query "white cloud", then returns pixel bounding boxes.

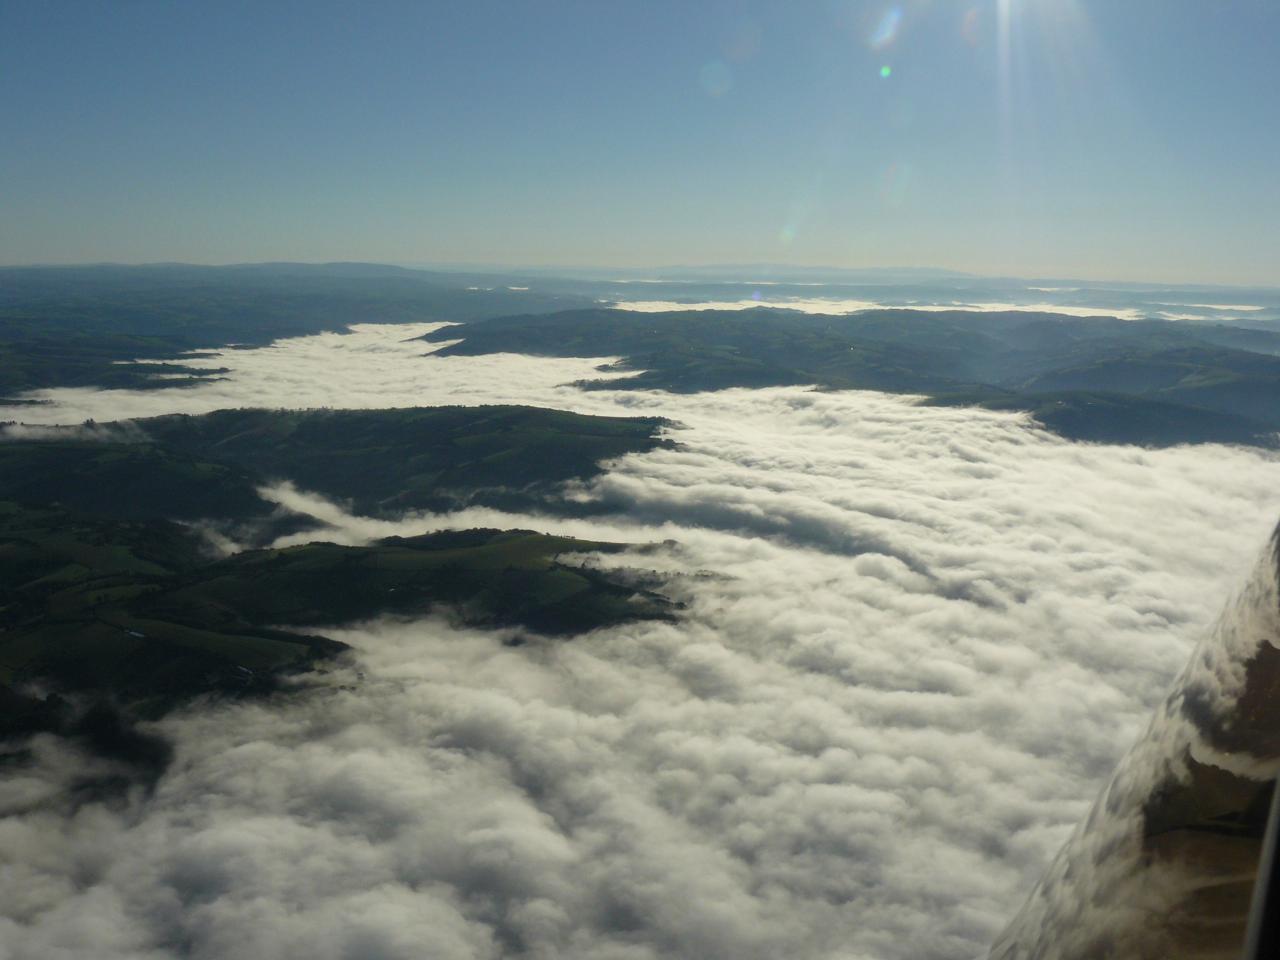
[606,299,1148,320]
[0,421,147,443]
[0,322,627,427]
[1,324,1279,959]
[992,530,1280,958]
[1180,303,1265,312]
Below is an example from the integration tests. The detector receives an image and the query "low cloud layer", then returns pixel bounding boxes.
[0,323,627,427]
[0,421,148,443]
[2,324,1279,959]
[607,298,1150,320]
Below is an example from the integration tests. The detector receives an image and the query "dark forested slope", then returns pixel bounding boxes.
[0,405,677,768]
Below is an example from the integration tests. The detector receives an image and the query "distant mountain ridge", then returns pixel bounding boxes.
[0,263,593,399]
[2,263,1278,447]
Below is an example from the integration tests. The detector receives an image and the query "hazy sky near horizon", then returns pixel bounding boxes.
[2,0,1277,285]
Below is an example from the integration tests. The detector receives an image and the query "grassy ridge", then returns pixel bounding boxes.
[0,405,678,768]
[142,405,674,516]
[0,405,673,525]
[0,503,673,746]
[0,439,268,522]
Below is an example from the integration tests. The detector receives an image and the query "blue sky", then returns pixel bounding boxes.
[2,0,1277,284]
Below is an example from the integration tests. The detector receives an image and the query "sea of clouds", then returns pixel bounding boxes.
[601,291,1276,324]
[606,298,1153,320]
[2,322,1279,959]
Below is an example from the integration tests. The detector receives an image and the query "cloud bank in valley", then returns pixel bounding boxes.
[2,324,1279,959]
[0,421,149,443]
[606,298,1151,320]
[0,323,628,427]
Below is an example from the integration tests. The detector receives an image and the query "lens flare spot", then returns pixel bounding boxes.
[880,161,913,206]
[869,7,903,50]
[698,60,733,97]
[724,20,762,63]
[778,224,797,246]
[879,65,892,79]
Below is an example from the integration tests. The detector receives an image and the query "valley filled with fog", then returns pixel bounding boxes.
[4,295,1280,959]
[7,1,1279,955]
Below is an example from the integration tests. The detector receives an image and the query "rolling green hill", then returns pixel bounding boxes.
[0,405,673,525]
[142,405,674,515]
[0,405,678,772]
[423,308,1280,447]
[0,501,673,755]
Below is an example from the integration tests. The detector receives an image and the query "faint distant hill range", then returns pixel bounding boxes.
[0,262,593,399]
[2,261,1279,448]
[422,306,1280,449]
[403,261,978,284]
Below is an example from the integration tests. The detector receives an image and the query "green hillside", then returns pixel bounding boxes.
[142,405,674,515]
[424,308,1280,447]
[0,502,672,744]
[0,404,677,771]
[0,405,672,526]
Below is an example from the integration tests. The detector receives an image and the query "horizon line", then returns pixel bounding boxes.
[0,258,1276,292]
